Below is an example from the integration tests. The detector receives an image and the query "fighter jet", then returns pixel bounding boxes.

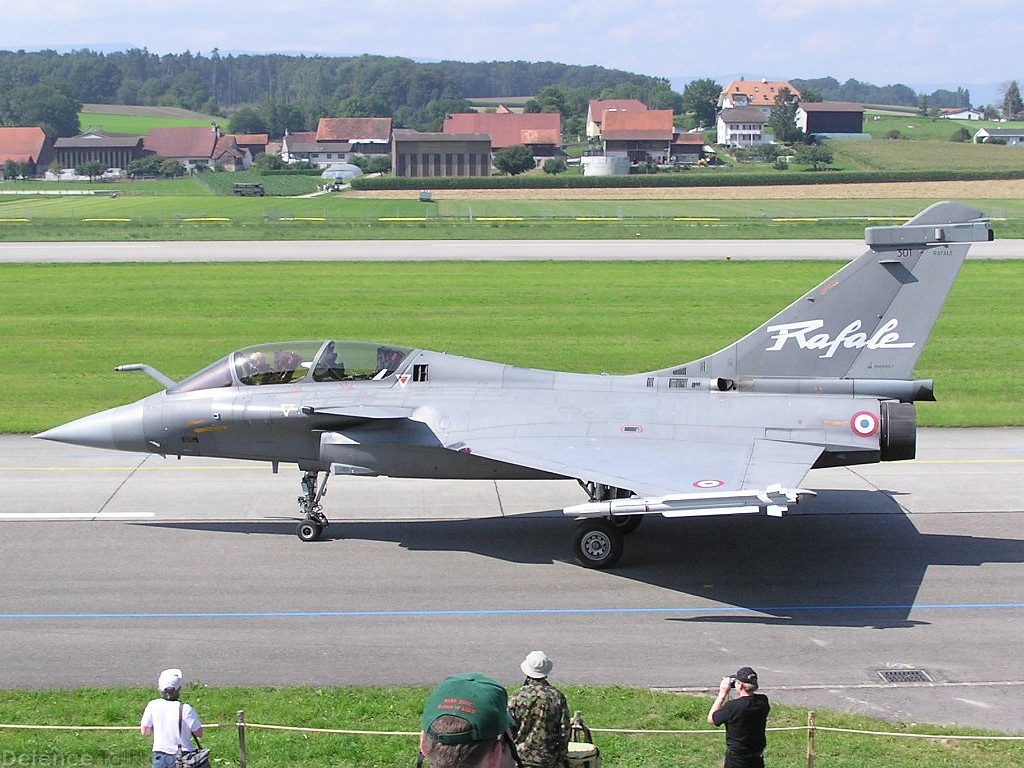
[37,201,993,568]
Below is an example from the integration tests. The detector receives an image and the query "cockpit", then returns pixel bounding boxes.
[169,340,414,394]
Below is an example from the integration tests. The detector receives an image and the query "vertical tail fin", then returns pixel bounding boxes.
[662,201,993,384]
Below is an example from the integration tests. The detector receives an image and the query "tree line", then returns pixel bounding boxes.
[0,48,1017,140]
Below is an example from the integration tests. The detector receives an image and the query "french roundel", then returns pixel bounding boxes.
[850,411,879,437]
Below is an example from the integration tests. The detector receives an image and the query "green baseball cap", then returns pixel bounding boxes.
[422,673,516,745]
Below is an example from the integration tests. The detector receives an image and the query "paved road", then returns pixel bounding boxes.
[0,238,1020,262]
[1,430,1022,733]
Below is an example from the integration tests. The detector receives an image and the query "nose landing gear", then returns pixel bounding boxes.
[296,470,330,541]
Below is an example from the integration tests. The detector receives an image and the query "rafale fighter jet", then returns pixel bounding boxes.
[37,202,993,568]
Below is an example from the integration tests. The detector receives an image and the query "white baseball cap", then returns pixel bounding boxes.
[158,668,183,691]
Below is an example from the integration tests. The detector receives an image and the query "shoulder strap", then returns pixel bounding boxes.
[177,701,203,751]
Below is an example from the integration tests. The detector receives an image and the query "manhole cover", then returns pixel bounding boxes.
[877,669,932,684]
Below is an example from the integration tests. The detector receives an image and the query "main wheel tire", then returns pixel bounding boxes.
[572,520,624,569]
[296,519,323,542]
[613,514,643,534]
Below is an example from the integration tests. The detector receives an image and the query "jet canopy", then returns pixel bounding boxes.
[169,340,414,393]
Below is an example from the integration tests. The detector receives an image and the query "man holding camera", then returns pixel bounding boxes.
[707,666,770,768]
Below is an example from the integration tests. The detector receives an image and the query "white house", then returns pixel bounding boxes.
[716,107,772,147]
[939,108,984,120]
[973,127,1024,146]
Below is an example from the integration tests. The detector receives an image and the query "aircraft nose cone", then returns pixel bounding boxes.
[35,401,148,452]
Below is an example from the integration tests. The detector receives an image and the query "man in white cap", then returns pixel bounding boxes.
[507,651,570,768]
[140,668,204,768]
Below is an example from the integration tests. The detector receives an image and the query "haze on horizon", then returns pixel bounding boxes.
[3,0,1019,104]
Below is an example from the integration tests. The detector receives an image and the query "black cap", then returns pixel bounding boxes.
[731,667,758,685]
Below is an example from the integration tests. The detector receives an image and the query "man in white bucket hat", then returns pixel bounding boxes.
[507,652,570,768]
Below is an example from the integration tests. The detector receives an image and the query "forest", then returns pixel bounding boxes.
[0,47,980,139]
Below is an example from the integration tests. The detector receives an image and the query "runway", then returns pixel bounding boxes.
[0,237,1020,262]
[2,430,1022,733]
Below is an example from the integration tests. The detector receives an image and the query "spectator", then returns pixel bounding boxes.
[419,672,521,768]
[507,651,570,768]
[707,666,770,768]
[140,668,204,768]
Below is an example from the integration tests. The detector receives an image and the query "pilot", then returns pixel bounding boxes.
[241,351,272,385]
[275,350,304,383]
[314,344,348,382]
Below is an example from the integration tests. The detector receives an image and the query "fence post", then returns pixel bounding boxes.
[237,710,248,768]
[806,711,815,768]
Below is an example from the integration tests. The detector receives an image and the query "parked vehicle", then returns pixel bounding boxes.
[233,182,265,196]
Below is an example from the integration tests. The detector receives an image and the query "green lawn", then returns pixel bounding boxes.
[2,195,1023,240]
[2,261,1019,433]
[78,108,222,136]
[0,685,1019,768]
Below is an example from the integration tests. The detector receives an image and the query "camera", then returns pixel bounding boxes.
[726,677,736,689]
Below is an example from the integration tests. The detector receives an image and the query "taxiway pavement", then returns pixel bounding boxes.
[0,238,1020,262]
[1,430,1022,733]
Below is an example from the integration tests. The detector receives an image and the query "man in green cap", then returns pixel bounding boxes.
[420,673,522,768]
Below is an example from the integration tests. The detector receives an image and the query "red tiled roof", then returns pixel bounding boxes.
[588,99,647,120]
[316,117,392,142]
[601,109,673,140]
[213,135,245,161]
[723,80,801,104]
[233,133,269,144]
[673,133,706,146]
[0,126,49,164]
[145,127,219,159]
[443,112,561,148]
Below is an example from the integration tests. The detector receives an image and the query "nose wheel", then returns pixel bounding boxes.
[296,470,330,542]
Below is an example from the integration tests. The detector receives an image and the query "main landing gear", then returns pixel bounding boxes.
[571,482,642,569]
[296,470,330,542]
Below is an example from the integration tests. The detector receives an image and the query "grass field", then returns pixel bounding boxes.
[1,685,1020,768]
[1,260,1019,433]
[830,139,1024,172]
[3,194,1024,240]
[78,106,222,135]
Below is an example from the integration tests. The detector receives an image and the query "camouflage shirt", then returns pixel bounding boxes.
[508,678,570,768]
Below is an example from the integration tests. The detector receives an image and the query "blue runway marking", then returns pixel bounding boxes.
[2,603,1023,620]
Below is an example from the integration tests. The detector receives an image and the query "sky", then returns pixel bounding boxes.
[3,0,1020,104]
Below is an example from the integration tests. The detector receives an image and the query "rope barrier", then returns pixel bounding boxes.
[2,719,1020,741]
[0,723,228,731]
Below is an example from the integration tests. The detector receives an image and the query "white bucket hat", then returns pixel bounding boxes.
[521,651,553,679]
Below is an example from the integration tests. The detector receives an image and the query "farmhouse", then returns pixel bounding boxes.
[716,107,771,147]
[718,79,801,116]
[0,126,54,173]
[600,109,674,163]
[939,108,984,120]
[144,126,222,171]
[586,99,647,138]
[443,108,562,160]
